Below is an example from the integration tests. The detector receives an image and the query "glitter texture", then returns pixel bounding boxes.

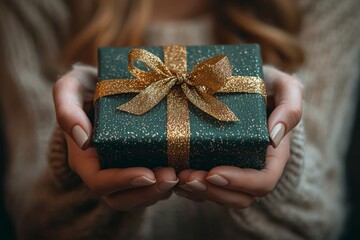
[93,45,269,170]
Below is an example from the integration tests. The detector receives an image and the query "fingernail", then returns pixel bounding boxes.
[158,179,179,192]
[270,123,285,148]
[174,189,190,198]
[206,174,229,187]
[131,176,156,187]
[72,125,88,149]
[186,180,207,191]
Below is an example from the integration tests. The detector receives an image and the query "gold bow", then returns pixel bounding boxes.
[118,48,238,121]
[94,45,266,171]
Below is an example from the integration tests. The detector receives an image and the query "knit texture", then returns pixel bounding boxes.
[1,0,359,239]
[0,0,68,232]
[47,126,80,188]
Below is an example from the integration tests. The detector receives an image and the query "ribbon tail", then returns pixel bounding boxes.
[181,84,238,122]
[117,77,177,115]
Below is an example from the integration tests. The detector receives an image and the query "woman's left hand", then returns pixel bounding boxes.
[176,66,303,207]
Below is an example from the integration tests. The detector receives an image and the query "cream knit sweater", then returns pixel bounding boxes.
[0,0,359,239]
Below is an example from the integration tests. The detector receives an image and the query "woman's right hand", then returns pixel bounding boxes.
[53,64,178,211]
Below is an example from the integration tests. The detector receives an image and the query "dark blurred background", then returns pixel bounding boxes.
[0,113,15,239]
[341,70,360,239]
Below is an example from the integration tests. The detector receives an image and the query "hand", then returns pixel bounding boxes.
[53,64,178,211]
[176,66,303,208]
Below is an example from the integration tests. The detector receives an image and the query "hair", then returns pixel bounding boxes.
[64,0,304,72]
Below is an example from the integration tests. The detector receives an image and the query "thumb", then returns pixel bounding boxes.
[264,67,303,148]
[53,64,97,150]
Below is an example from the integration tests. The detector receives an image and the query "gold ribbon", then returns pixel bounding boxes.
[94,45,266,171]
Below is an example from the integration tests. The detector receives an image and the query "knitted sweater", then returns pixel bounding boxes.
[0,0,359,239]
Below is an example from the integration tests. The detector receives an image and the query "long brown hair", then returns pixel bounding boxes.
[64,0,304,72]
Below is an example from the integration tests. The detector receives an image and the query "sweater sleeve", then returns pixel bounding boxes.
[227,119,345,240]
[19,126,145,240]
[226,1,360,238]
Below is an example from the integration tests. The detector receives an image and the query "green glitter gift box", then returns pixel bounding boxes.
[92,44,269,171]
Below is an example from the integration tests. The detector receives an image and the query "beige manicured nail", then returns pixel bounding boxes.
[72,125,88,149]
[187,180,207,191]
[270,123,286,148]
[206,174,229,187]
[158,179,179,192]
[131,176,156,187]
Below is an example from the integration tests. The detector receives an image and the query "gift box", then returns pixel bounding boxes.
[92,44,269,171]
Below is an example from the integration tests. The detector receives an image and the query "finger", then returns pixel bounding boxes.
[181,170,255,208]
[65,134,156,196]
[153,167,179,192]
[178,169,207,185]
[263,66,303,147]
[176,169,206,202]
[53,64,97,150]
[205,133,291,197]
[102,182,173,211]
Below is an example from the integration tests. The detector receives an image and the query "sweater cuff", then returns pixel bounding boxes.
[47,125,82,189]
[261,119,305,203]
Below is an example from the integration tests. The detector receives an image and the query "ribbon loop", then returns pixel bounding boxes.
[128,48,172,78]
[188,54,231,93]
[119,48,239,121]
